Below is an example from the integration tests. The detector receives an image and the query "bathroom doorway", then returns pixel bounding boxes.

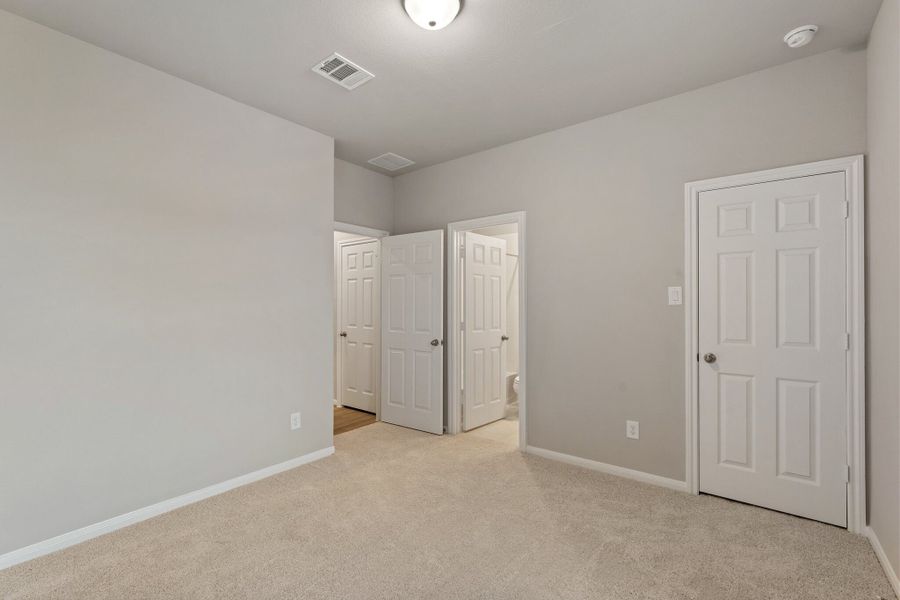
[447,212,526,449]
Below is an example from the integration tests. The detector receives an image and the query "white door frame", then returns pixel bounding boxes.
[447,211,527,450]
[334,221,389,239]
[683,155,865,533]
[334,222,388,420]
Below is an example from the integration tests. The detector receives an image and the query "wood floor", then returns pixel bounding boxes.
[333,406,376,435]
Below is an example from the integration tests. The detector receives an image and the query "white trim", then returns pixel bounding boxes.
[683,155,866,533]
[525,446,689,493]
[866,527,900,597]
[334,221,389,238]
[334,236,382,420]
[0,446,335,571]
[447,212,527,451]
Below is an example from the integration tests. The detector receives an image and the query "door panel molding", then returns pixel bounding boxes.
[336,238,381,415]
[379,230,444,434]
[463,232,508,431]
[698,172,847,526]
[684,155,865,533]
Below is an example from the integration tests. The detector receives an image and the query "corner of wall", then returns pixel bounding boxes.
[867,526,900,597]
[391,173,400,234]
[864,0,900,583]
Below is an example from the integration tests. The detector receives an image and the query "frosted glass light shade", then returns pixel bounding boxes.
[404,0,461,30]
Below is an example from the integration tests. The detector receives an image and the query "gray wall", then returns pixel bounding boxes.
[394,49,867,481]
[866,0,900,577]
[0,11,334,555]
[334,159,394,232]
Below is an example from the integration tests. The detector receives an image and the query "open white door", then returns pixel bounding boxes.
[338,239,379,413]
[698,172,848,526]
[380,230,444,434]
[463,232,507,431]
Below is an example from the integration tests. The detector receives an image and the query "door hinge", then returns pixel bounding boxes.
[844,464,851,483]
[696,353,700,362]
[844,333,850,351]
[459,245,465,258]
[842,201,850,219]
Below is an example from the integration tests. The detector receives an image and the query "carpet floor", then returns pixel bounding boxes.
[0,420,894,600]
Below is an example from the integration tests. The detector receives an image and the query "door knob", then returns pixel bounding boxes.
[430,339,442,347]
[339,331,348,338]
[501,335,509,341]
[703,353,717,364]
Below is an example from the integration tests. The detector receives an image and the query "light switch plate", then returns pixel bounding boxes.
[626,420,639,440]
[667,286,683,306]
[290,412,301,430]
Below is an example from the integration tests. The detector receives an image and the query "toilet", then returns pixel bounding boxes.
[506,372,519,400]
[505,373,520,419]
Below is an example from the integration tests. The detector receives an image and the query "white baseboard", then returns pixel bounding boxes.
[525,446,689,493]
[0,446,335,571]
[866,526,900,597]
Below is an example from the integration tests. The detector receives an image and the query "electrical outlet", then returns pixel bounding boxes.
[290,412,301,430]
[626,420,640,440]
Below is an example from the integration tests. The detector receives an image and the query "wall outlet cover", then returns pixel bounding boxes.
[290,412,301,430]
[626,420,639,440]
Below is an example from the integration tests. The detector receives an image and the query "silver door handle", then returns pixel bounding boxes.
[703,353,717,364]
[430,339,442,347]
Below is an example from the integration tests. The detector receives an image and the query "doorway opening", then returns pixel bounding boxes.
[683,156,865,532]
[333,222,388,436]
[448,212,526,450]
[332,223,444,437]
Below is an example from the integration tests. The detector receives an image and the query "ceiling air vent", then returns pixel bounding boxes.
[312,53,374,90]
[368,152,416,171]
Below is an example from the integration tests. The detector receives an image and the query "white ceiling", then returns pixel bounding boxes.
[0,0,882,174]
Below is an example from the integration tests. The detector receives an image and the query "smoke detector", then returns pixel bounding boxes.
[368,153,415,171]
[312,53,374,90]
[784,25,818,49]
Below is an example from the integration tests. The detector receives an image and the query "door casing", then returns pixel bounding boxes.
[683,155,865,533]
[447,211,527,450]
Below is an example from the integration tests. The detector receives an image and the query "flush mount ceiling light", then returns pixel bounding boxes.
[404,0,461,30]
[783,25,818,49]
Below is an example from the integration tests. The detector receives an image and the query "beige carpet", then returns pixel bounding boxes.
[1,420,894,600]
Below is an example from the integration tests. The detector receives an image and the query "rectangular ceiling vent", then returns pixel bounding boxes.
[368,152,416,171]
[312,53,374,90]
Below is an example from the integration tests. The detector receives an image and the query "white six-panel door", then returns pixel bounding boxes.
[463,232,508,431]
[339,239,379,413]
[698,172,848,526]
[380,231,444,434]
